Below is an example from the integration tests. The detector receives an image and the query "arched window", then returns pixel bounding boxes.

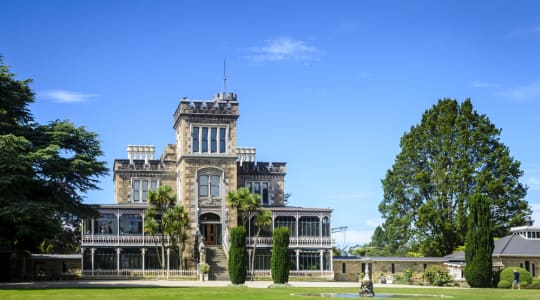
[94,213,117,235]
[299,216,320,237]
[322,216,330,237]
[119,214,142,235]
[275,216,296,236]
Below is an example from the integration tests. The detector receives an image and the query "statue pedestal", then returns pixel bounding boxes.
[359,280,375,297]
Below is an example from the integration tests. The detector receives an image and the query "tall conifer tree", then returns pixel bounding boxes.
[379,99,529,256]
[465,194,494,287]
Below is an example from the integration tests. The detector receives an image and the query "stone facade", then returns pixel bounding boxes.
[80,90,333,279]
[333,257,445,283]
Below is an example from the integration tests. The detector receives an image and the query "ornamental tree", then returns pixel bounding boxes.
[0,57,108,252]
[378,98,529,256]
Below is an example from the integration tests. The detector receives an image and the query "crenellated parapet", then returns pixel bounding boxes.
[173,93,239,128]
[237,161,287,175]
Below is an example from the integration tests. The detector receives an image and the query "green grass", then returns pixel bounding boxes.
[0,286,537,300]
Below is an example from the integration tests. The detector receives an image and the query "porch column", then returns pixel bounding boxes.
[329,250,333,275]
[319,213,323,247]
[166,248,170,279]
[91,248,95,276]
[247,249,253,275]
[295,212,300,247]
[80,248,85,276]
[295,249,300,272]
[319,249,324,274]
[116,248,121,276]
[141,248,146,276]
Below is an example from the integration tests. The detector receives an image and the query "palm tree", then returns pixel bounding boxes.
[145,186,176,271]
[162,205,191,269]
[250,208,272,281]
[226,187,260,227]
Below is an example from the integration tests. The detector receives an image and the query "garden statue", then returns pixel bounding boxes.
[359,262,375,297]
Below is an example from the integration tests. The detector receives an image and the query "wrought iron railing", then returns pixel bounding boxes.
[246,237,332,248]
[81,234,170,246]
[81,269,197,278]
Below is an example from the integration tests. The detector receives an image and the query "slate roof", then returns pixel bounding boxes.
[444,234,540,262]
[493,234,540,257]
[333,256,445,263]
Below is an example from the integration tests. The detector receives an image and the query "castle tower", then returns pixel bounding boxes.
[173,92,239,247]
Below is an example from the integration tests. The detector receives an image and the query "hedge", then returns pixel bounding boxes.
[271,227,290,284]
[228,227,247,284]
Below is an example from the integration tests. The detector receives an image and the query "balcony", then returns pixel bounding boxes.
[246,237,332,248]
[81,234,171,247]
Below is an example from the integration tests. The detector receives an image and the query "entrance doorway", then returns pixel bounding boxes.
[199,213,222,246]
[203,224,217,245]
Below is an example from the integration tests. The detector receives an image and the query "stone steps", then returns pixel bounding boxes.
[206,246,229,281]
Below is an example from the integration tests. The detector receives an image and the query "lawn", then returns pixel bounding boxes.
[0,286,537,300]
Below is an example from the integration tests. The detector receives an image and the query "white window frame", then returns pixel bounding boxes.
[198,174,221,198]
[245,181,271,205]
[131,178,159,203]
[191,124,228,154]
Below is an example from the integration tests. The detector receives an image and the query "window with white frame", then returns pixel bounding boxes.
[245,181,270,205]
[132,179,158,202]
[192,126,227,154]
[199,174,220,197]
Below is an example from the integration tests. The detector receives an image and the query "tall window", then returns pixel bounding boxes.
[275,216,296,236]
[132,179,158,202]
[322,216,330,237]
[245,181,270,205]
[192,127,199,152]
[201,127,208,152]
[119,214,143,235]
[199,175,220,197]
[192,126,228,154]
[94,213,117,235]
[299,216,320,237]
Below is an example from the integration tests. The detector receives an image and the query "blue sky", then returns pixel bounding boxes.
[2,0,540,247]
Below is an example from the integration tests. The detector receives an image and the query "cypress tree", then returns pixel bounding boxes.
[228,226,247,284]
[465,193,494,287]
[271,227,290,284]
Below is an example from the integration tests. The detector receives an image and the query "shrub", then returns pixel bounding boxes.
[271,227,290,284]
[423,265,451,286]
[499,267,532,287]
[532,277,540,285]
[497,279,511,288]
[403,269,413,282]
[228,227,247,284]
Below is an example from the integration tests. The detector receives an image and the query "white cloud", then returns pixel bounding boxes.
[471,81,499,88]
[499,81,540,102]
[366,219,382,228]
[527,177,540,191]
[40,90,99,103]
[247,37,319,62]
[531,203,540,225]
